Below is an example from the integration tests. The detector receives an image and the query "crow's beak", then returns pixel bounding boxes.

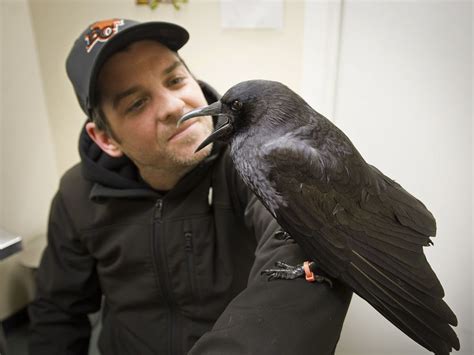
[178,101,234,152]
[178,101,223,124]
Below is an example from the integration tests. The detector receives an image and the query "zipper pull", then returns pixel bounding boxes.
[208,186,213,206]
[154,199,163,220]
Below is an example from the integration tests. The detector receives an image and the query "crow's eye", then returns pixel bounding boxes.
[231,100,243,112]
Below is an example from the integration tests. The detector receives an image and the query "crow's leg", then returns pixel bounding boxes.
[261,261,333,287]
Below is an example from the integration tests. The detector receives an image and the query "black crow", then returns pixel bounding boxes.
[178,80,460,354]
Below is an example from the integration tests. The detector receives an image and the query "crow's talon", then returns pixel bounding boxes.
[274,261,294,269]
[314,274,333,288]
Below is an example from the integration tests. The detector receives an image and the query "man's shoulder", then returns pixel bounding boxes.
[60,163,90,188]
[58,163,93,202]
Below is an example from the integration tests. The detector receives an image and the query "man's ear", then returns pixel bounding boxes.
[85,121,124,158]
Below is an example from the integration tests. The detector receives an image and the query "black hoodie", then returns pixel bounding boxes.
[29,82,351,355]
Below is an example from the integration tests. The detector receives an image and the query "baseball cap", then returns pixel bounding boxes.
[66,18,189,117]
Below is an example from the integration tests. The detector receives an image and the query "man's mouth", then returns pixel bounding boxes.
[168,119,197,141]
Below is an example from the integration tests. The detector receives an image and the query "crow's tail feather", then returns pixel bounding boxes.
[344,251,460,355]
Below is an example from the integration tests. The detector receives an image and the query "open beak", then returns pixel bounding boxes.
[178,101,234,152]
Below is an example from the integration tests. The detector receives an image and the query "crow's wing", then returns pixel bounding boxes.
[258,117,459,354]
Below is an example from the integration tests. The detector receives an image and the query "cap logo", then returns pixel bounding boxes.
[84,19,124,53]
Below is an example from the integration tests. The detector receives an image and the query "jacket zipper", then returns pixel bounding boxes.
[152,198,178,355]
[184,232,198,299]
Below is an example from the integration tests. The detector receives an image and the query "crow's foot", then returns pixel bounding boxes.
[261,261,333,287]
[261,261,304,280]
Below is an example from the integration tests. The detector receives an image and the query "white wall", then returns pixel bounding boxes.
[0,0,58,318]
[323,1,472,354]
[0,2,4,212]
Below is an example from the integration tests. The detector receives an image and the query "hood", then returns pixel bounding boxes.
[78,80,222,198]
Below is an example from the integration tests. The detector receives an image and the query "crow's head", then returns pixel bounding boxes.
[178,80,300,152]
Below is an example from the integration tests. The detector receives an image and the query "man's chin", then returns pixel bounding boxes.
[171,142,213,168]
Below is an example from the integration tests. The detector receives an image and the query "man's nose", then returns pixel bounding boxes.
[156,91,185,122]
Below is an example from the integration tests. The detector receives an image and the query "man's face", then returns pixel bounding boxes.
[96,40,213,174]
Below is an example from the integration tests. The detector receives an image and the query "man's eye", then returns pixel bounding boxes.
[127,98,147,113]
[169,76,185,86]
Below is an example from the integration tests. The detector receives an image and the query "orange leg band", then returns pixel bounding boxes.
[303,261,315,282]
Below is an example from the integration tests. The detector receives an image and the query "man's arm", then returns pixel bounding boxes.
[189,169,352,355]
[28,191,102,355]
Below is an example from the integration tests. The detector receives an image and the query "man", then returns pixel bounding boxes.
[29,19,352,355]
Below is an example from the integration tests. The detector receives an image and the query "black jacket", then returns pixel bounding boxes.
[28,82,352,355]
